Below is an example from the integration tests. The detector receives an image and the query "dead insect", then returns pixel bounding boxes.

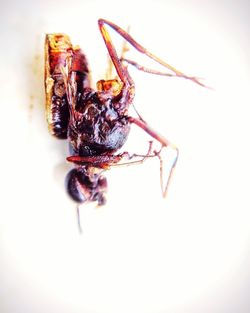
[45,19,205,206]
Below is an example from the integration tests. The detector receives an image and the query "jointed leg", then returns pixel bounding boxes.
[98,19,207,88]
[105,25,131,80]
[111,141,156,167]
[121,58,205,85]
[128,116,179,197]
[121,58,178,77]
[98,20,134,87]
[66,141,156,168]
[67,154,125,168]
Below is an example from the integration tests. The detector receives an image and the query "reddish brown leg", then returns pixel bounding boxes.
[67,142,156,168]
[121,57,206,86]
[128,116,179,197]
[105,26,131,80]
[121,58,178,77]
[98,19,207,88]
[67,154,125,168]
[98,20,134,87]
[111,141,158,167]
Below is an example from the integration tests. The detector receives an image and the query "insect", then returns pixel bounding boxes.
[45,19,205,206]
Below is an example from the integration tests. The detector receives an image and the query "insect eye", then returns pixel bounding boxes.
[65,169,92,203]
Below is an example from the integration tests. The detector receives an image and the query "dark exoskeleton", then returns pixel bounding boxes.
[45,19,206,206]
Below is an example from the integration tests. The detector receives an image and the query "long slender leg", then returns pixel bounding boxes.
[122,58,178,77]
[98,20,134,87]
[128,117,178,154]
[111,141,157,167]
[128,116,179,197]
[98,19,207,88]
[121,57,206,84]
[105,26,130,80]
[66,142,155,168]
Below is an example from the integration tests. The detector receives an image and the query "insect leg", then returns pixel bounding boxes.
[98,20,134,87]
[105,25,130,80]
[128,116,179,197]
[110,141,158,167]
[66,154,126,168]
[98,19,206,88]
[121,57,206,86]
[121,58,178,77]
[67,141,156,168]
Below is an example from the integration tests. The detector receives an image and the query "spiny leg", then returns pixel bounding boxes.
[98,18,207,88]
[128,116,179,197]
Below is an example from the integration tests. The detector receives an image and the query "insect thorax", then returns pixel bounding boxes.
[68,89,131,156]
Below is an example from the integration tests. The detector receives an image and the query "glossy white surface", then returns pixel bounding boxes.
[1,1,250,313]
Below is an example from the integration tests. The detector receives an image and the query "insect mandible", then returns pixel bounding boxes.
[45,19,206,206]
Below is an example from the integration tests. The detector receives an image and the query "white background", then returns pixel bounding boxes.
[1,0,250,312]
